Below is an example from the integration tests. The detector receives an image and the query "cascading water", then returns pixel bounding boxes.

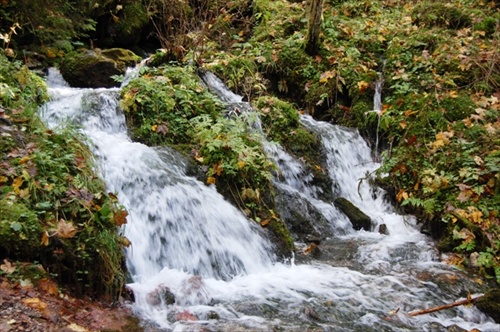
[39,67,499,331]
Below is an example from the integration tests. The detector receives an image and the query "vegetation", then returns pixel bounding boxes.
[0,51,128,298]
[0,0,499,295]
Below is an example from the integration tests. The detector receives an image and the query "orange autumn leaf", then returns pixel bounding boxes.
[114,209,128,226]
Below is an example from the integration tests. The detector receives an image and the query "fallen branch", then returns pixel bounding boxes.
[408,295,484,317]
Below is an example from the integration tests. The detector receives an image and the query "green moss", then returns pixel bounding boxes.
[268,218,294,255]
[412,2,472,30]
[253,96,300,143]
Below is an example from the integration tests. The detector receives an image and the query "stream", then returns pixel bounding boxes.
[40,67,499,331]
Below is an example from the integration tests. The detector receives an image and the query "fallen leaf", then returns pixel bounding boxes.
[66,323,90,332]
[113,209,128,226]
[41,231,50,246]
[0,259,15,274]
[22,298,47,311]
[38,278,59,296]
[56,219,78,239]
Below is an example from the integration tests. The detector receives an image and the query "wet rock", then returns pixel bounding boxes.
[146,284,176,306]
[304,234,322,245]
[60,48,141,88]
[333,197,371,231]
[275,188,333,241]
[475,289,500,323]
[378,223,388,235]
[206,311,220,320]
[303,306,320,320]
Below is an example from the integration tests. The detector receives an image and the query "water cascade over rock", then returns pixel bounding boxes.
[39,66,500,332]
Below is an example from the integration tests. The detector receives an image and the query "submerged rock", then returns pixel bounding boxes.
[333,197,371,231]
[60,48,141,88]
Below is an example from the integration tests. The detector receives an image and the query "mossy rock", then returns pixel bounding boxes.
[334,197,371,231]
[60,48,140,88]
[475,289,500,323]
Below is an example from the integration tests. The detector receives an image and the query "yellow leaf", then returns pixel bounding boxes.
[207,176,216,185]
[12,176,23,193]
[237,161,246,169]
[19,188,30,199]
[449,90,459,98]
[41,231,49,246]
[357,80,369,93]
[0,175,8,183]
[56,219,78,239]
[399,120,407,129]
[396,189,408,203]
[377,35,386,42]
[319,70,336,83]
[463,117,473,127]
[151,124,158,131]
[473,156,484,166]
[23,298,48,311]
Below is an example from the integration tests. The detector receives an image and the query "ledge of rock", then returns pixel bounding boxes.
[60,48,141,88]
[333,197,371,231]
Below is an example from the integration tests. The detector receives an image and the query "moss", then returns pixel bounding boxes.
[475,289,500,323]
[253,96,300,143]
[268,218,294,256]
[412,2,472,30]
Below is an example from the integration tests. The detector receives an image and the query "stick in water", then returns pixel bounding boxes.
[408,295,483,317]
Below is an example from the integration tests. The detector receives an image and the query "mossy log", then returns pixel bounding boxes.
[334,197,371,231]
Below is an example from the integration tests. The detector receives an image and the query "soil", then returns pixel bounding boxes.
[0,277,143,332]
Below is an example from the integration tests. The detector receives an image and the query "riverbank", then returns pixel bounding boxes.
[0,276,141,332]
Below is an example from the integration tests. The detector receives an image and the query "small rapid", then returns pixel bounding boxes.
[39,68,499,331]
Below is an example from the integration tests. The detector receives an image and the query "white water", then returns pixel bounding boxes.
[39,68,499,331]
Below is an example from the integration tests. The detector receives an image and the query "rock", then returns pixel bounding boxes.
[146,284,176,306]
[333,197,371,231]
[378,223,388,235]
[275,187,333,242]
[60,48,141,88]
[475,289,500,323]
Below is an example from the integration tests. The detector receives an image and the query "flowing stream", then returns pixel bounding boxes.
[40,68,499,331]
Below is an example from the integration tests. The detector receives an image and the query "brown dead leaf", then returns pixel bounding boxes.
[41,231,50,246]
[113,209,128,226]
[38,278,59,296]
[56,219,78,239]
[0,259,16,274]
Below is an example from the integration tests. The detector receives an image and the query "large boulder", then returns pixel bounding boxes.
[333,197,371,231]
[60,48,141,88]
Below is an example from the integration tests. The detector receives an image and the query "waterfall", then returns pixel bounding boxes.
[39,68,499,332]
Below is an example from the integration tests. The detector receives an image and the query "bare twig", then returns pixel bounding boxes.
[408,295,483,317]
